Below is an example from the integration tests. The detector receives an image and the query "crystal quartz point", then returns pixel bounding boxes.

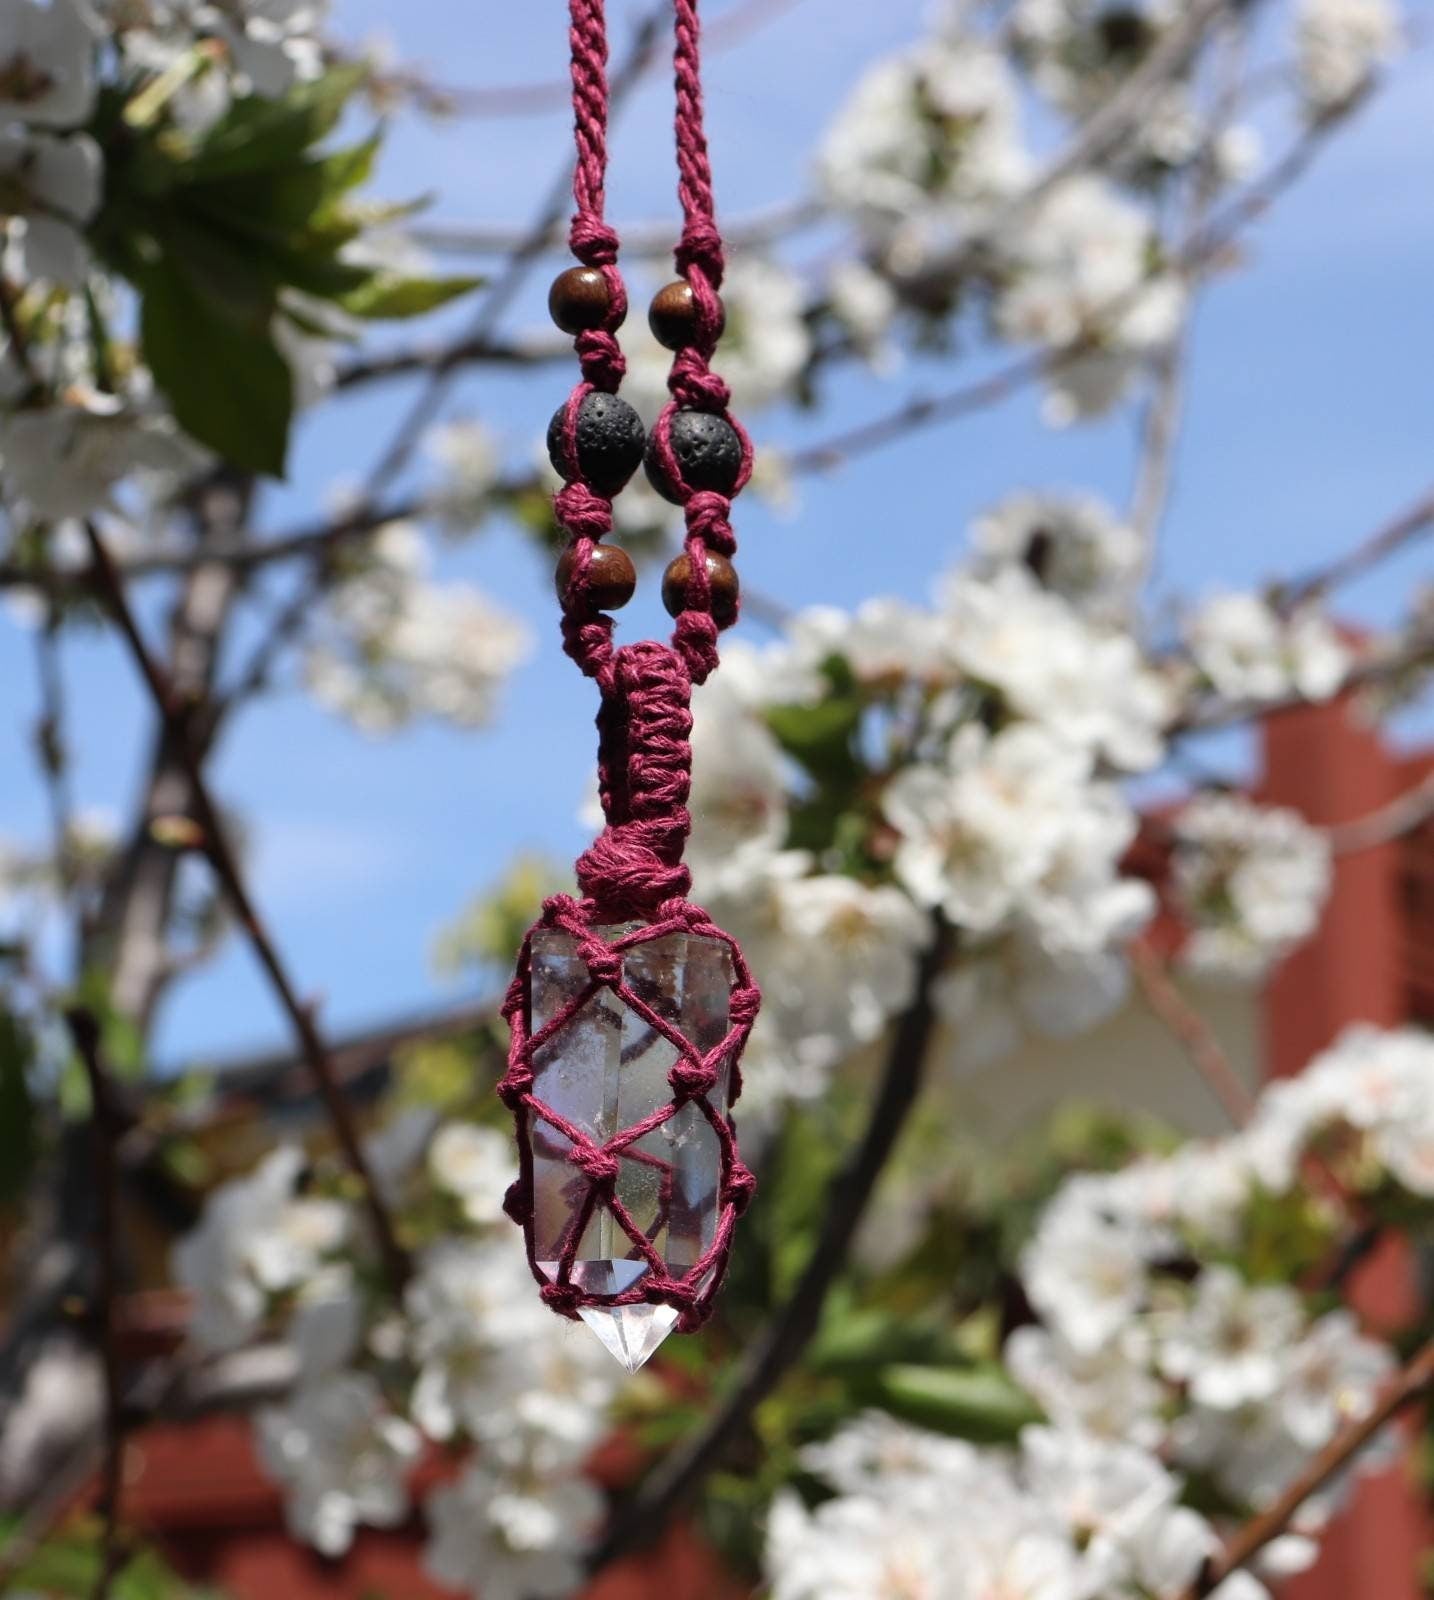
[531,925,732,1372]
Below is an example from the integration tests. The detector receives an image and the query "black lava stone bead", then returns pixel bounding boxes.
[644,410,744,503]
[546,391,646,497]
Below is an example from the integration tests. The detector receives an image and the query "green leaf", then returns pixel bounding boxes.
[140,264,292,476]
[336,271,484,319]
[185,65,367,181]
[808,1307,969,1374]
[765,691,865,784]
[0,1012,37,1207]
[145,212,279,331]
[872,1362,1042,1443]
[191,132,383,239]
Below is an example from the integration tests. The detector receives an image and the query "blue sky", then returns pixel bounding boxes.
[3,1,1431,1069]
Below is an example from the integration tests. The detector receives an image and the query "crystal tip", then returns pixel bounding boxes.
[577,1303,680,1374]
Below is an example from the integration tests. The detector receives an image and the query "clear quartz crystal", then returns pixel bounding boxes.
[530,924,732,1373]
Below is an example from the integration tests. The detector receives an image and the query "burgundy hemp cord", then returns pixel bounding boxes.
[498,0,760,1334]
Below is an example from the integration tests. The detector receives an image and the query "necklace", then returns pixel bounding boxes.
[498,0,760,1374]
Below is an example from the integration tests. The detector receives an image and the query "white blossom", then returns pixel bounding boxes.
[290,1271,364,1381]
[0,0,96,127]
[992,176,1184,422]
[711,856,930,1107]
[1241,1025,1434,1197]
[201,0,328,98]
[687,674,790,897]
[1173,793,1331,978]
[0,390,198,518]
[776,874,932,1044]
[1279,1311,1395,1448]
[0,129,102,286]
[423,1461,601,1600]
[798,1410,981,1500]
[816,31,1029,287]
[428,1121,512,1227]
[305,521,531,732]
[970,490,1144,620]
[769,1409,1226,1600]
[1005,1324,1165,1449]
[941,566,1171,770]
[1012,0,1178,117]
[1185,593,1351,705]
[827,257,899,369]
[1158,1266,1306,1409]
[257,1371,420,1557]
[1295,0,1401,113]
[424,418,502,531]
[885,718,1150,959]
[403,1234,615,1469]
[886,725,1088,930]
[1021,1175,1158,1353]
[172,1146,348,1351]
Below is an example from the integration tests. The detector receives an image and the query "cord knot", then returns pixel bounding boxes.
[577,937,623,987]
[684,490,736,556]
[724,1160,757,1214]
[540,1280,584,1319]
[669,1057,719,1101]
[729,984,761,1027]
[568,1144,621,1186]
[674,223,725,286]
[570,214,620,266]
[554,479,613,540]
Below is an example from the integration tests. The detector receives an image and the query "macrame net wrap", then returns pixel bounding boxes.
[498,0,760,1333]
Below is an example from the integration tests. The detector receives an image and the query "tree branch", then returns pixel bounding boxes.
[1328,767,1434,855]
[371,0,812,119]
[79,517,411,1291]
[62,1008,130,1600]
[1184,1335,1434,1597]
[589,915,954,1571]
[407,198,826,263]
[1128,939,1254,1125]
[1171,623,1434,737]
[1275,483,1434,613]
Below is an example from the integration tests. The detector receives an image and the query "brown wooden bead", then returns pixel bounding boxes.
[661,550,739,627]
[648,280,724,351]
[548,266,614,335]
[556,542,637,611]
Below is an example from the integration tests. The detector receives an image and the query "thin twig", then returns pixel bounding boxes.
[408,197,826,262]
[1128,938,1254,1126]
[376,0,811,119]
[1129,15,1247,561]
[1328,767,1434,855]
[786,349,1050,475]
[1172,623,1434,737]
[1276,484,1434,614]
[78,517,410,1290]
[334,332,567,389]
[590,915,954,1571]
[1183,1335,1434,1597]
[61,1008,129,1600]
[32,609,76,888]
